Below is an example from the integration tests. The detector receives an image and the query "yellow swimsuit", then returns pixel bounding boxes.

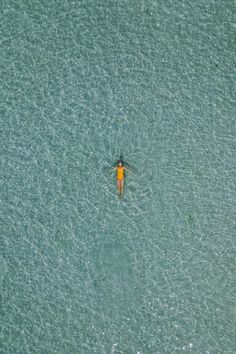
[117,166,124,181]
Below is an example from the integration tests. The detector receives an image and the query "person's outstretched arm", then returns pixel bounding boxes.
[124,167,136,175]
[106,166,117,174]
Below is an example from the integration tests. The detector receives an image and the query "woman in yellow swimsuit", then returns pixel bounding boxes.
[117,160,125,195]
[108,160,135,195]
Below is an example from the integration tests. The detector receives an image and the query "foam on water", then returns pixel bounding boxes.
[1,0,235,353]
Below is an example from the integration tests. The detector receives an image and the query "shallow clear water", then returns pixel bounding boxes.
[1,0,235,353]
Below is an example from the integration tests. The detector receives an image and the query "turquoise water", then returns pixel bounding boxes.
[1,0,235,353]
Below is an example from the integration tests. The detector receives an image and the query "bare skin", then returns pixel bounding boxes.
[117,178,124,195]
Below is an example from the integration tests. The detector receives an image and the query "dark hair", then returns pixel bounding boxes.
[118,160,123,164]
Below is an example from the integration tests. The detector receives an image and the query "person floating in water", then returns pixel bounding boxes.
[107,160,135,195]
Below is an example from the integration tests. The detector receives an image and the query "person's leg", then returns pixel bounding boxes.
[120,179,124,195]
[117,180,121,194]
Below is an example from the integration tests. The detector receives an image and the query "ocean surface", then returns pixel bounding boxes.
[1,0,235,353]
